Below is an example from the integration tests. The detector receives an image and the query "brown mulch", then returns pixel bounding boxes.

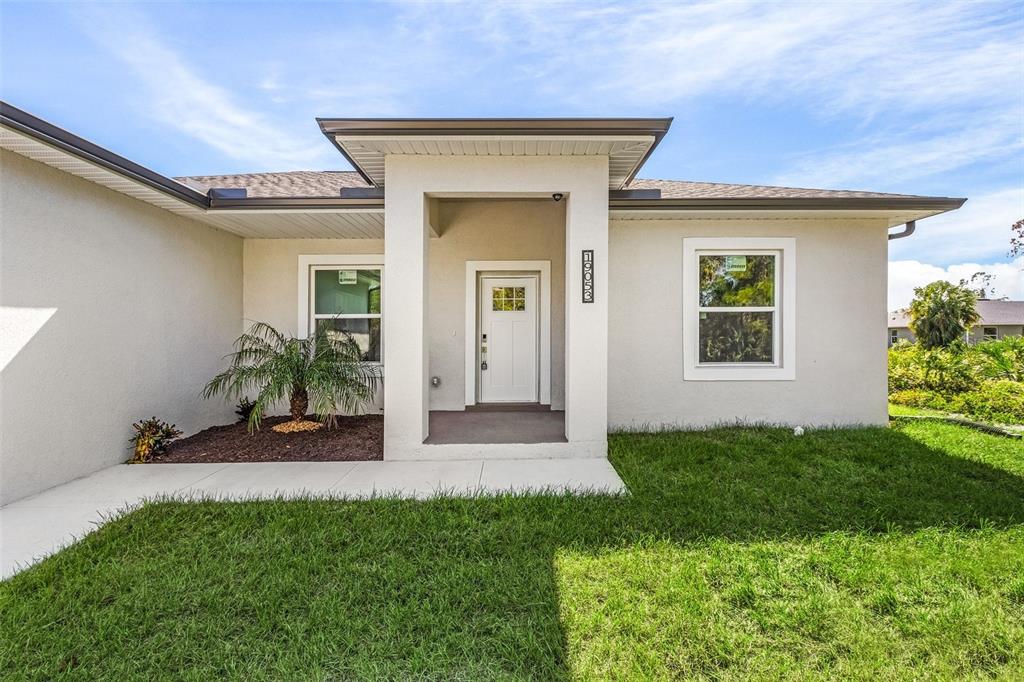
[152,415,383,463]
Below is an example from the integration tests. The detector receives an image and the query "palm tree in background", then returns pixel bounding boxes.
[907,281,980,349]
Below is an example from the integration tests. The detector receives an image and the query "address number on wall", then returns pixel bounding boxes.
[582,249,595,303]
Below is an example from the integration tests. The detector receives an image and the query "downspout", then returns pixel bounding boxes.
[888,220,916,240]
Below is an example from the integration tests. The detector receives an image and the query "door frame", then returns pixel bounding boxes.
[465,260,551,407]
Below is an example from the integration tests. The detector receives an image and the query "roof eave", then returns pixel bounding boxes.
[609,197,967,211]
[0,101,210,209]
[207,196,384,211]
[316,117,674,189]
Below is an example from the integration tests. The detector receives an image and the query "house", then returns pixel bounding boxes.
[0,101,966,505]
[888,300,1024,346]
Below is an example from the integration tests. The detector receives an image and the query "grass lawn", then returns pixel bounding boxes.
[888,401,950,418]
[3,421,1023,680]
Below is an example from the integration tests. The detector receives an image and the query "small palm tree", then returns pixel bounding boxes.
[203,322,380,431]
[907,281,980,349]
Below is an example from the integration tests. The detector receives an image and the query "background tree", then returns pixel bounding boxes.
[1011,218,1023,258]
[959,271,995,299]
[907,281,980,349]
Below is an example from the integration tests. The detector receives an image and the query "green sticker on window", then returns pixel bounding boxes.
[724,256,747,272]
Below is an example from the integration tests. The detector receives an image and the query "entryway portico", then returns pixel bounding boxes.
[313,117,672,459]
[386,154,609,459]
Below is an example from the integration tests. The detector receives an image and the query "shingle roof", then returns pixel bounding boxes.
[176,171,370,197]
[626,178,934,200]
[175,170,934,201]
[889,300,1024,327]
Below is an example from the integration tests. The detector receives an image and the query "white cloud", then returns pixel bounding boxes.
[77,9,330,171]
[888,258,1024,311]
[889,186,1024,265]
[403,1,1022,190]
[775,112,1023,191]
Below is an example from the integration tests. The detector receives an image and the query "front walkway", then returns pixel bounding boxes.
[1,458,625,579]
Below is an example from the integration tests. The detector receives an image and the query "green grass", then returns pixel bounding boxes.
[3,421,1023,680]
[888,401,949,417]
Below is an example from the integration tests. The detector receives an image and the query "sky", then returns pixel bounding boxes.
[1,0,1021,309]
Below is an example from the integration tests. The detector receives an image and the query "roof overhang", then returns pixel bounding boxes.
[2,102,965,238]
[609,196,967,227]
[0,102,386,238]
[316,117,673,189]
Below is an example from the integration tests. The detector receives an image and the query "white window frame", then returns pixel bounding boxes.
[982,326,997,341]
[682,237,796,381]
[889,329,899,345]
[297,254,384,365]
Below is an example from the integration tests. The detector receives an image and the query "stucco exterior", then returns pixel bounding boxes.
[890,324,1023,346]
[608,217,890,429]
[967,325,1023,343]
[0,150,242,505]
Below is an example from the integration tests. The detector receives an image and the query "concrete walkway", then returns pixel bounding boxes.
[0,458,626,579]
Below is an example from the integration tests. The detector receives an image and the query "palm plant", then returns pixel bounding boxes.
[203,322,380,431]
[977,336,1024,382]
[907,281,980,349]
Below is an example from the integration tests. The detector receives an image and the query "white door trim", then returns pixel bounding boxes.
[478,275,539,403]
[465,260,551,406]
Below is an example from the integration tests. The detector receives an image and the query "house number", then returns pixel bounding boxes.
[582,249,595,303]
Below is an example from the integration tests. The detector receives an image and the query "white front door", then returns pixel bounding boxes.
[479,276,539,403]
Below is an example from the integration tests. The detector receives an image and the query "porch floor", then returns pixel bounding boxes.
[425,409,567,444]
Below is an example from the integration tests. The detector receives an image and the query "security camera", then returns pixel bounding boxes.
[552,193,564,202]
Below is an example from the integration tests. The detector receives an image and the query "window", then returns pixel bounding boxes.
[889,329,899,345]
[492,286,526,311]
[983,326,997,341]
[683,238,796,380]
[309,266,382,362]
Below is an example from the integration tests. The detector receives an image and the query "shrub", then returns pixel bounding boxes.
[887,342,978,394]
[235,397,256,423]
[950,380,1024,425]
[889,389,950,412]
[975,336,1024,382]
[129,417,183,463]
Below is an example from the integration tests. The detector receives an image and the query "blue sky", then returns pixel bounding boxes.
[2,1,1021,306]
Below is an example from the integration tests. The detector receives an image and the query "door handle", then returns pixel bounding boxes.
[481,361,488,371]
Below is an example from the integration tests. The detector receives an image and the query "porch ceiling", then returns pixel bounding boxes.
[317,118,673,190]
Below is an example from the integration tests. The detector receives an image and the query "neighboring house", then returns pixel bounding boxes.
[0,102,966,505]
[888,300,1024,346]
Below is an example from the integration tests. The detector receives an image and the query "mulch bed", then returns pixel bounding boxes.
[153,415,383,463]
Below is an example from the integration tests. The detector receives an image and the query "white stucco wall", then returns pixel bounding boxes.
[0,150,242,505]
[608,217,890,429]
[243,238,385,335]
